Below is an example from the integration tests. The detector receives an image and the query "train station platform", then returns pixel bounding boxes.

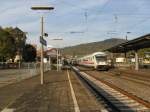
[0,70,102,112]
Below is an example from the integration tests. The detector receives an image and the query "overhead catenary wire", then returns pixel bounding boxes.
[127,16,150,30]
[58,0,112,33]
[119,15,150,35]
[49,1,150,37]
[59,0,88,33]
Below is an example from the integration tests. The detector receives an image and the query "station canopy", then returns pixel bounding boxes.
[105,34,150,53]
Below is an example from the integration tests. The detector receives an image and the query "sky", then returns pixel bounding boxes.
[1,0,150,48]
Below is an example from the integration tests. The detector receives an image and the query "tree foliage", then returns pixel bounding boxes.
[0,27,26,62]
[0,26,38,63]
[22,44,37,62]
[4,27,26,53]
[138,48,150,57]
[0,28,16,60]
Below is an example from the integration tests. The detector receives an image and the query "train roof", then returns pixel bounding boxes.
[92,52,106,56]
[78,52,106,60]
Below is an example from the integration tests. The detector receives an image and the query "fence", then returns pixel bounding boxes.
[0,62,50,86]
[114,62,150,69]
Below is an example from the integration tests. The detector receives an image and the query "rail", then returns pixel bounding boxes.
[72,66,150,112]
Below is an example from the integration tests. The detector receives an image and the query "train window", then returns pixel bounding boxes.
[95,55,107,62]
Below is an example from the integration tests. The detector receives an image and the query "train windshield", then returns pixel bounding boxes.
[95,55,107,62]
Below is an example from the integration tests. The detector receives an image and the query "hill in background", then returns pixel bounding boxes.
[62,38,126,56]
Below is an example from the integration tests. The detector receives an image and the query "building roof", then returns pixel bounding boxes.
[36,48,57,57]
[105,33,150,53]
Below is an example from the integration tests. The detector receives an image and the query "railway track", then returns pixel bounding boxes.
[116,70,150,78]
[72,66,150,112]
[106,71,150,86]
[78,66,150,86]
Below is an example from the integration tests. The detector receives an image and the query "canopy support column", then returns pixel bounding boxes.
[135,50,139,70]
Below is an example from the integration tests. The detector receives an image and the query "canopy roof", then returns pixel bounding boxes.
[105,34,150,53]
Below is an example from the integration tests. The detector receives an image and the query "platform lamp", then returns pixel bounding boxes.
[31,6,54,85]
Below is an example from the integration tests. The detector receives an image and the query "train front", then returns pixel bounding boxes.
[95,53,109,70]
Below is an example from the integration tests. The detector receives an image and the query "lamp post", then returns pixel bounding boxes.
[31,6,54,85]
[51,38,63,71]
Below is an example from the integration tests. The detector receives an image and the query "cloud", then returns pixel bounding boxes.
[1,0,150,47]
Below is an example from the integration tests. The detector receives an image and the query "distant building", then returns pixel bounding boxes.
[14,54,22,63]
[36,48,57,62]
[46,48,57,57]
[116,57,126,63]
[145,52,150,58]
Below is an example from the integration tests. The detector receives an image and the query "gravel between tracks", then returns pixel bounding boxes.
[87,71,150,102]
[77,66,150,102]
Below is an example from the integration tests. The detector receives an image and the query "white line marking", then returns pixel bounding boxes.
[67,70,80,112]
[101,109,109,112]
[1,108,15,112]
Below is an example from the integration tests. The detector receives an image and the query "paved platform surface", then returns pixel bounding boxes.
[0,71,40,111]
[0,70,102,112]
[69,70,102,112]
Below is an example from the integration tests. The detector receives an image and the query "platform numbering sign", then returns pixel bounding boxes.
[40,36,47,46]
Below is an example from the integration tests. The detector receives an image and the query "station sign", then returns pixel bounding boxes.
[40,36,47,46]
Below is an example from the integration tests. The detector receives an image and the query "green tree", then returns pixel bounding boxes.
[0,28,16,61]
[138,48,150,57]
[4,27,27,55]
[0,27,27,62]
[22,44,37,62]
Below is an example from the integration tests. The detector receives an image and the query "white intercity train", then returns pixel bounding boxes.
[77,52,109,70]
